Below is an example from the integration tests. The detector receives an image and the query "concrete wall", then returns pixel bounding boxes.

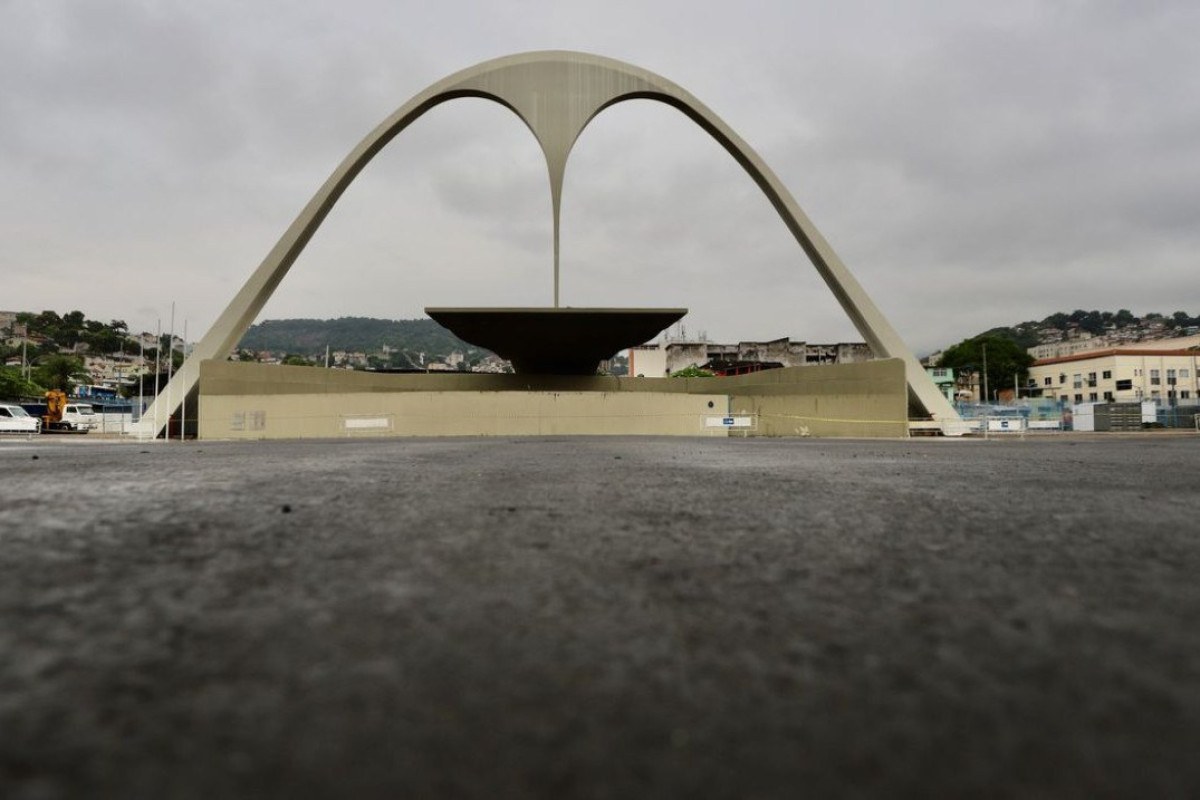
[196,359,908,439]
[200,390,731,440]
[722,358,909,438]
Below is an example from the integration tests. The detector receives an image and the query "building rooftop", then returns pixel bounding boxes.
[1034,348,1199,366]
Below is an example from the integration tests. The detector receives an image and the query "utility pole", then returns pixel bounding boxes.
[982,342,989,403]
[180,319,187,441]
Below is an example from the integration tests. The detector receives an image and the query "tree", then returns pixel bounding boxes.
[1043,312,1069,330]
[0,366,43,400]
[1077,310,1106,335]
[33,355,88,392]
[282,354,313,366]
[670,365,714,378]
[938,335,1034,402]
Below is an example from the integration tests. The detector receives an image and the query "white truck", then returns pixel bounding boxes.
[59,402,98,432]
[23,395,99,433]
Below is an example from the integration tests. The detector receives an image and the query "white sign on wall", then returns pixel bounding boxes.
[705,416,754,429]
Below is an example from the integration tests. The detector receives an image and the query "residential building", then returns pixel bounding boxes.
[628,338,872,378]
[628,345,668,378]
[83,353,145,389]
[1028,332,1200,360]
[926,367,957,402]
[1028,349,1200,405]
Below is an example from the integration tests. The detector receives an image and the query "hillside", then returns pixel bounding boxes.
[236,317,492,361]
[962,309,1199,351]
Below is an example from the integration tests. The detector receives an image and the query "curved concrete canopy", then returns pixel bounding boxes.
[141,50,960,434]
[426,307,688,375]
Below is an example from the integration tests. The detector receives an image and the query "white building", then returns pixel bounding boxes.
[628,345,668,378]
[1029,348,1200,405]
[1029,332,1200,360]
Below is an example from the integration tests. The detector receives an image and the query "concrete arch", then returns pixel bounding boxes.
[141,50,959,435]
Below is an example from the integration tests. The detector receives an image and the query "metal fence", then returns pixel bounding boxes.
[952,398,1199,433]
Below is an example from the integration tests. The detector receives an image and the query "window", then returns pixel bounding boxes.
[1116,379,1133,390]
[1102,370,1112,379]
[1183,391,1192,399]
[1135,368,1142,377]
[1059,373,1066,384]
[1073,373,1082,389]
[1044,377,1052,386]
[1061,395,1069,402]
[1103,391,1113,401]
[1181,369,1190,378]
[1151,369,1161,386]
[1088,392,1098,401]
[1167,369,1177,386]
[1074,394,1083,403]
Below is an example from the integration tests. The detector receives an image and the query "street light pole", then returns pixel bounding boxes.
[982,342,989,403]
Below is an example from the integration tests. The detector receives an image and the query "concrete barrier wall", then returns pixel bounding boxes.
[197,359,908,439]
[199,390,729,440]
[724,359,909,438]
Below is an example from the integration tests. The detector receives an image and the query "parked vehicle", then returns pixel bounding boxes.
[21,391,96,433]
[0,403,41,434]
[61,402,98,431]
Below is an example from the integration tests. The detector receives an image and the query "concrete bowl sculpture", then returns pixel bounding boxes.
[425,307,687,375]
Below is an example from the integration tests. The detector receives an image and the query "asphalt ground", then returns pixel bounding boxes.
[2,434,1199,799]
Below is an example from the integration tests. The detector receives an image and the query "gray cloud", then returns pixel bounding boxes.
[2,0,1198,353]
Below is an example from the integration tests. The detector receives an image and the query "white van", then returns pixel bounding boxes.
[0,403,41,434]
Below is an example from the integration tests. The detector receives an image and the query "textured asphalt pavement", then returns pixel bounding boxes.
[2,434,1199,799]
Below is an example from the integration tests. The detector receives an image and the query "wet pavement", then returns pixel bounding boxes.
[2,434,1199,798]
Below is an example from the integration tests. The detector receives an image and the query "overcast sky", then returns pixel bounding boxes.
[3,0,1198,355]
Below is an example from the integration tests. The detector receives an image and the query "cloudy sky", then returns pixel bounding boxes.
[3,0,1198,355]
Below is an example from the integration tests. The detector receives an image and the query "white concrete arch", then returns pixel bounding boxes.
[141,50,959,435]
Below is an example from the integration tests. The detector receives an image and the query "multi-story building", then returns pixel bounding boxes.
[1028,349,1200,405]
[1028,332,1200,360]
[1028,334,1105,361]
[628,338,872,378]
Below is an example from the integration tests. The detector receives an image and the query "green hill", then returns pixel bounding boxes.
[237,317,491,361]
[963,309,1198,351]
